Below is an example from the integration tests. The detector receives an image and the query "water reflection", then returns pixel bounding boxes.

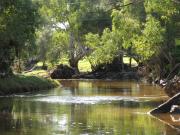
[59,80,166,97]
[151,113,180,132]
[0,80,178,135]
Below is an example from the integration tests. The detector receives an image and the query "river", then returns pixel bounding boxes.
[0,80,179,135]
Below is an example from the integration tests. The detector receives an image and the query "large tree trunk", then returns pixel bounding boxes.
[129,57,132,68]
[68,32,91,74]
[69,31,75,62]
[69,59,79,74]
[120,52,124,71]
[68,32,80,74]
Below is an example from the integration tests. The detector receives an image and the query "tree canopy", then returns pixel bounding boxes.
[0,0,179,78]
[0,0,40,76]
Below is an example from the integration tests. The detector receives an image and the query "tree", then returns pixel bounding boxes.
[133,15,165,61]
[85,29,116,68]
[112,8,141,64]
[84,0,179,76]
[142,0,180,78]
[0,0,40,77]
[37,0,114,73]
[47,30,69,65]
[36,29,52,67]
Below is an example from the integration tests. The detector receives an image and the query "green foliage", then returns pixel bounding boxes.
[112,9,141,49]
[85,29,119,66]
[48,31,69,64]
[36,29,52,65]
[145,0,179,21]
[0,0,40,48]
[85,33,101,49]
[133,16,165,60]
[37,0,113,71]
[84,0,179,68]
[123,0,146,21]
[0,0,40,76]
[0,0,179,74]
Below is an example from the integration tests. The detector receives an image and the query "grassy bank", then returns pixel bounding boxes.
[0,75,59,95]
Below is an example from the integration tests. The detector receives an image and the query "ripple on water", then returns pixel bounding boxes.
[32,96,162,104]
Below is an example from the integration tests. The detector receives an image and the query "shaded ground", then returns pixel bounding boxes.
[50,57,139,80]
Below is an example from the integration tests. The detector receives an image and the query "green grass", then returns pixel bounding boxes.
[175,38,180,46]
[0,75,59,95]
[24,70,49,77]
[58,58,92,72]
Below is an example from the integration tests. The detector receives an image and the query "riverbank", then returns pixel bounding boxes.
[50,63,139,80]
[0,75,59,95]
[71,71,139,80]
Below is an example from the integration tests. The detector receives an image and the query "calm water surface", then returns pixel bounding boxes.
[0,80,179,135]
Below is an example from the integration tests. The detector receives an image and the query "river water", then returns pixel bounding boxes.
[0,80,179,135]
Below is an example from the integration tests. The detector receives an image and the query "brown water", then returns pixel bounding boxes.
[0,80,179,135]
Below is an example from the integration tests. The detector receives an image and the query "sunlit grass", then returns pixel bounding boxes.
[36,62,43,66]
[175,38,180,46]
[36,62,53,69]
[24,70,49,78]
[123,57,138,66]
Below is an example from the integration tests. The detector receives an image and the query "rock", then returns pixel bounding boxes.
[150,93,180,114]
[50,64,75,79]
[150,75,180,114]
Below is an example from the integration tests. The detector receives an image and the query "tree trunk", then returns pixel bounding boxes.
[129,57,132,68]
[69,31,75,61]
[69,59,79,74]
[18,57,22,73]
[88,58,95,71]
[68,31,79,73]
[120,52,124,71]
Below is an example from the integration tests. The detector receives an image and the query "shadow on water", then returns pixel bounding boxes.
[0,80,179,135]
[0,98,14,130]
